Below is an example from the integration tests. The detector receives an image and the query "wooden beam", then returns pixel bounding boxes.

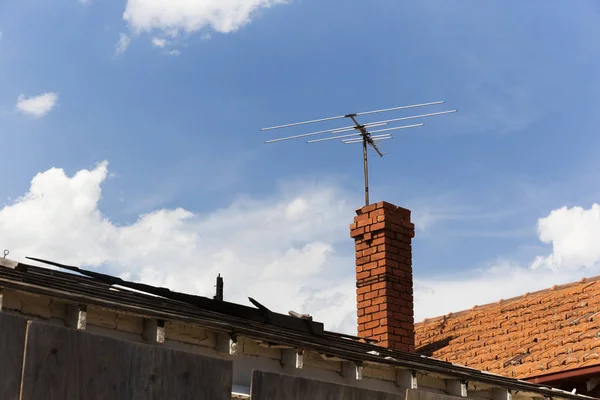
[296,349,304,369]
[356,362,364,380]
[143,319,165,344]
[397,369,418,389]
[447,380,467,397]
[229,337,238,355]
[492,388,512,400]
[67,305,88,330]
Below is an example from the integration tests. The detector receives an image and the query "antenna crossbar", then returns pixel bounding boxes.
[261,100,456,205]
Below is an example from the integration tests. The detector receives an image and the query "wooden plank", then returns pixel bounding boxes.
[250,371,405,400]
[0,313,28,400]
[20,321,233,400]
[406,388,468,400]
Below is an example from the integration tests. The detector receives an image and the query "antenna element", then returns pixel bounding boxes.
[262,101,456,205]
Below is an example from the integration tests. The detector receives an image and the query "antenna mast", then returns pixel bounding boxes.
[262,101,456,206]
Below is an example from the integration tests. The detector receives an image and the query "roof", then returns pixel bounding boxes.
[0,257,592,400]
[415,276,600,380]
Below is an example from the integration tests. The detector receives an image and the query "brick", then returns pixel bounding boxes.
[361,329,373,337]
[362,261,379,271]
[370,221,386,232]
[370,252,386,261]
[357,271,370,280]
[378,244,400,254]
[362,247,377,256]
[356,242,369,251]
[371,311,387,321]
[365,320,380,330]
[372,296,386,305]
[378,259,399,268]
[365,305,379,314]
[356,255,371,265]
[357,285,371,295]
[361,204,378,213]
[350,227,365,237]
[365,291,378,300]
[355,213,371,222]
[401,336,415,345]
[373,326,389,335]
[372,281,392,291]
[393,327,409,336]
[358,315,372,324]
[357,218,373,228]
[357,300,371,309]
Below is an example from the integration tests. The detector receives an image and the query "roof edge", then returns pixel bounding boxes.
[416,275,600,326]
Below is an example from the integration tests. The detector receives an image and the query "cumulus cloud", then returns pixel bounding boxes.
[151,37,167,48]
[123,0,287,36]
[16,92,58,118]
[415,203,600,321]
[3,162,600,332]
[115,33,131,55]
[0,162,357,332]
[532,204,600,270]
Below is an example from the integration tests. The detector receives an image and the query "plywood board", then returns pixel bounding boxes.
[0,313,28,400]
[251,370,404,400]
[20,321,233,400]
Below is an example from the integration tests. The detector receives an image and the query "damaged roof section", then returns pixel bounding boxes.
[0,256,595,400]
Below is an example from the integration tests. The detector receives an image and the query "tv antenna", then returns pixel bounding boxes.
[261,101,457,206]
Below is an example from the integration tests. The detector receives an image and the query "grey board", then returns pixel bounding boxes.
[20,321,233,400]
[250,370,405,400]
[0,313,28,400]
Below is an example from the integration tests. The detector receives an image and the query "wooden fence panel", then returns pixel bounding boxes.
[0,313,28,400]
[251,370,405,400]
[20,321,232,400]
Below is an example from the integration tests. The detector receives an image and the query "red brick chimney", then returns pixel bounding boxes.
[350,201,415,352]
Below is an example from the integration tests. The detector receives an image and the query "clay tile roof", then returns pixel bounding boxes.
[415,276,600,379]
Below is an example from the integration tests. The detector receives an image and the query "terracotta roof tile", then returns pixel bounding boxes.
[415,275,600,379]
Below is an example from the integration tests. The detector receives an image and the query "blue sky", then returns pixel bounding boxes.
[1,0,600,331]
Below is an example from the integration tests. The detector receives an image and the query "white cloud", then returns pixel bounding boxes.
[123,0,287,36]
[168,49,180,56]
[151,37,167,48]
[415,203,600,321]
[4,162,600,334]
[78,0,91,5]
[116,33,131,55]
[532,204,600,270]
[16,92,58,118]
[0,162,357,333]
[0,30,3,40]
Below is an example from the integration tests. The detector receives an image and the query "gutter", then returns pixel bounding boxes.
[527,365,600,384]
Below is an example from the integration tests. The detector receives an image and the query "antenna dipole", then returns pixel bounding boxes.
[262,101,457,206]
